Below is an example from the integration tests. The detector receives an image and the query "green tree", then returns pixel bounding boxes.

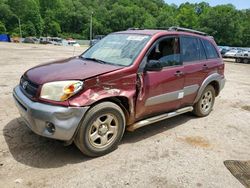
[177,3,199,28]
[22,21,36,36]
[241,9,250,46]
[8,0,43,36]
[0,21,6,33]
[0,0,248,46]
[157,5,178,28]
[0,2,16,33]
[199,5,242,46]
[43,10,61,36]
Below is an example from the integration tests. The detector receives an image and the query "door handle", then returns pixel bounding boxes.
[202,64,208,70]
[174,70,184,77]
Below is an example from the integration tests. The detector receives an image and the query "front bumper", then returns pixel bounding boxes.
[13,86,89,141]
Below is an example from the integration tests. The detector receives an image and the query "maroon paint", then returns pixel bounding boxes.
[25,57,123,84]
[23,30,224,125]
[135,66,185,120]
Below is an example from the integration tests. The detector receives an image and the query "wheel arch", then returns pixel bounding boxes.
[87,96,131,124]
[71,96,131,146]
[194,73,223,103]
[209,80,220,96]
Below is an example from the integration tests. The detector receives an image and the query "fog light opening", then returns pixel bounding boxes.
[46,122,55,134]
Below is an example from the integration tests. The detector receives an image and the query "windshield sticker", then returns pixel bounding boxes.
[126,35,148,41]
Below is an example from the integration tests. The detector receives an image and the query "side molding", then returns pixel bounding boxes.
[145,84,199,106]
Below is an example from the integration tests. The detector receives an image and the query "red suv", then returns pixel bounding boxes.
[13,27,225,156]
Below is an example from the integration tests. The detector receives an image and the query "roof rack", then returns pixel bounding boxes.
[127,26,208,36]
[168,26,207,36]
[127,27,171,31]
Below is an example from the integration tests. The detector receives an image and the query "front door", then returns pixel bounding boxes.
[136,36,185,120]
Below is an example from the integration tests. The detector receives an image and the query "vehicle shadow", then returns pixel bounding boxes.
[3,114,194,169]
[3,118,91,169]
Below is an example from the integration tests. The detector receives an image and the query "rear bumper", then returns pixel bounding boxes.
[219,78,226,91]
[13,86,89,141]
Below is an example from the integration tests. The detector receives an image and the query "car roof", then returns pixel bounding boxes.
[115,29,166,35]
[115,29,214,41]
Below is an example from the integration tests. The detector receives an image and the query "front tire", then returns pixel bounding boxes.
[193,85,215,117]
[75,102,126,157]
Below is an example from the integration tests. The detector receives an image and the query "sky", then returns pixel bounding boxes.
[165,0,250,10]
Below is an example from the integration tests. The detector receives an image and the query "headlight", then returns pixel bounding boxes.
[40,80,83,101]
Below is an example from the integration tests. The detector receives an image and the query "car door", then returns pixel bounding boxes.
[180,36,208,106]
[180,36,221,106]
[135,36,185,120]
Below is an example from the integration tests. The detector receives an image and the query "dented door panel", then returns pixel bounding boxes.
[135,66,185,120]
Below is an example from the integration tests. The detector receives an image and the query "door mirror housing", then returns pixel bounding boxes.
[145,60,163,71]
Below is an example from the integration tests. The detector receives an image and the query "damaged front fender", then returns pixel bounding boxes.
[68,73,138,124]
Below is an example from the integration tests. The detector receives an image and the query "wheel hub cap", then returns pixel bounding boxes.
[201,91,213,113]
[88,113,119,149]
[98,125,108,135]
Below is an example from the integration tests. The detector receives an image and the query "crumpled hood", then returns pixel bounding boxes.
[25,57,123,84]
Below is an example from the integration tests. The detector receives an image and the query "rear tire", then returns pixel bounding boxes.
[193,85,215,117]
[75,102,126,157]
[243,58,249,64]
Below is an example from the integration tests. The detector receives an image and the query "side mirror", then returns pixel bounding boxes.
[145,60,163,71]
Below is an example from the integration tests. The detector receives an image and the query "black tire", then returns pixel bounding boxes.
[75,102,126,157]
[243,58,249,64]
[235,58,242,63]
[193,85,215,117]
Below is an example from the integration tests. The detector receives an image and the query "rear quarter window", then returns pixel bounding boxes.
[181,36,206,62]
[202,39,220,59]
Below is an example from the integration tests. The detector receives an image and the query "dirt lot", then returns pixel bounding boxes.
[0,43,249,188]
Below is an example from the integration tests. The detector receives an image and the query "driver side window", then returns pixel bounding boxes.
[148,37,181,67]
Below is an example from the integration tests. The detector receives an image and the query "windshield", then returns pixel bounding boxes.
[82,34,150,66]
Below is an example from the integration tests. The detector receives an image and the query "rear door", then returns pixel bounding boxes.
[180,36,221,106]
[180,36,208,106]
[135,36,185,120]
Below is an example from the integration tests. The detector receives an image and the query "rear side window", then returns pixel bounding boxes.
[202,39,219,59]
[198,39,207,60]
[181,37,206,62]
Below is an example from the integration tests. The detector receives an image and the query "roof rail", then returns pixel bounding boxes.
[168,26,207,36]
[126,27,209,37]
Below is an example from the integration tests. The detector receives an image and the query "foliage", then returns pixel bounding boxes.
[0,0,249,46]
[0,21,6,33]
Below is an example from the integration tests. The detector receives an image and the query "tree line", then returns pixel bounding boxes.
[0,0,249,46]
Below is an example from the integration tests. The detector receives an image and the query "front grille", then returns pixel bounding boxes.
[20,76,39,98]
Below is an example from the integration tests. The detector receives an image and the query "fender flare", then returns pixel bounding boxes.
[194,73,225,103]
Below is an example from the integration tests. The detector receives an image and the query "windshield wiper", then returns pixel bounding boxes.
[79,56,125,67]
[80,56,106,64]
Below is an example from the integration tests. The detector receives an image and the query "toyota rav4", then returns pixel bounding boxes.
[13,27,225,157]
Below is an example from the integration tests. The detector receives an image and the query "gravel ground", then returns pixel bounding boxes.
[0,43,249,188]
